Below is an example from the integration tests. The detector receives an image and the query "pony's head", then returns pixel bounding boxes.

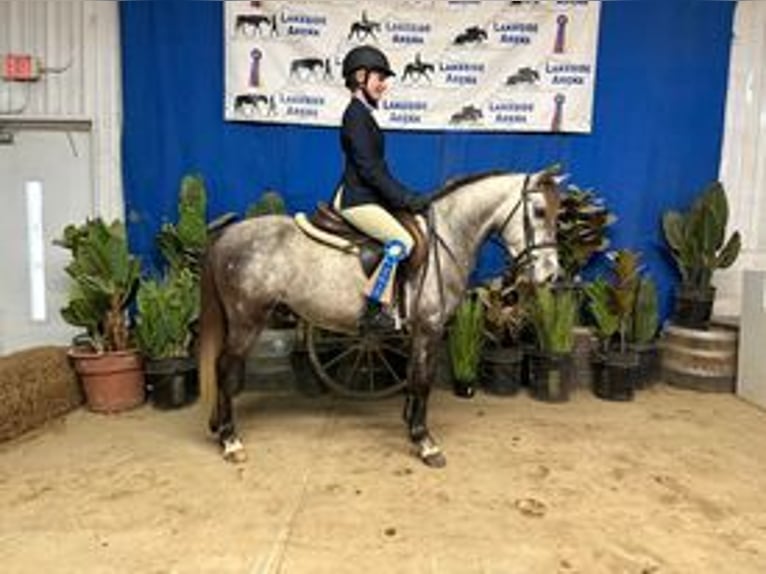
[498,170,561,284]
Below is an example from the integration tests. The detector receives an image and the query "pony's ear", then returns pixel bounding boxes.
[533,169,567,189]
[541,163,563,176]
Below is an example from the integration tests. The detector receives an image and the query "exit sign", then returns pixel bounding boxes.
[2,54,40,81]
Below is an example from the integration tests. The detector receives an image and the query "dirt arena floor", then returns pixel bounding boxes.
[1,384,766,574]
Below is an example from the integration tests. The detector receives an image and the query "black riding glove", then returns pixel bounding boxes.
[405,194,430,214]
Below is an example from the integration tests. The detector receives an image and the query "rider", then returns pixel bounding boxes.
[334,45,429,333]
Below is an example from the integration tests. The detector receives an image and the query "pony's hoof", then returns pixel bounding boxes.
[422,451,447,468]
[415,436,446,468]
[224,449,248,464]
[222,438,247,464]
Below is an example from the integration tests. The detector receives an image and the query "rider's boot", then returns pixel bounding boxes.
[360,239,406,334]
[360,298,396,334]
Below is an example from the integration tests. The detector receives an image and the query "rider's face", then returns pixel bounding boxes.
[363,70,389,102]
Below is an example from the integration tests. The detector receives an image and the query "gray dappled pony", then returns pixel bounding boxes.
[199,170,560,467]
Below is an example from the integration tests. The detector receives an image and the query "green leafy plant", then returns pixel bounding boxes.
[527,285,577,354]
[156,175,209,278]
[475,276,527,347]
[662,181,741,294]
[631,277,658,345]
[152,173,238,335]
[135,269,199,359]
[448,295,485,383]
[55,218,141,352]
[556,186,616,282]
[584,277,619,347]
[584,250,658,352]
[155,174,236,276]
[246,190,287,218]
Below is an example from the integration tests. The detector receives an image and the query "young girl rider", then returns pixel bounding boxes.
[334,45,429,332]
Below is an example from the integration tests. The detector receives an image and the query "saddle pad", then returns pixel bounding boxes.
[294,213,359,253]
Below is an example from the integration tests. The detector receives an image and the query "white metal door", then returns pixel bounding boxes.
[0,129,93,354]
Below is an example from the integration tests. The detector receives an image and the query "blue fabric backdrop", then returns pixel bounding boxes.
[121,1,734,318]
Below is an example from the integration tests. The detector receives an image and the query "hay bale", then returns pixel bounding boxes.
[0,346,83,442]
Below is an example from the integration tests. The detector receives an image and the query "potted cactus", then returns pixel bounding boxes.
[146,174,238,403]
[662,181,741,328]
[135,269,199,408]
[156,174,239,280]
[245,189,287,218]
[55,218,145,413]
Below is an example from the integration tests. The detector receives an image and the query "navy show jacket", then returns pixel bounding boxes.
[338,97,414,210]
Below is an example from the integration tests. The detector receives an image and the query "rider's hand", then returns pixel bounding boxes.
[405,194,430,214]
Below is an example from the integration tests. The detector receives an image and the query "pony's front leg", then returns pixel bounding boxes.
[215,351,247,463]
[404,331,446,468]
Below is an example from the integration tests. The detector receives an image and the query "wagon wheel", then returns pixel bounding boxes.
[306,324,410,400]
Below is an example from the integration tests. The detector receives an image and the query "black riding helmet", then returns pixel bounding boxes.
[342,45,395,79]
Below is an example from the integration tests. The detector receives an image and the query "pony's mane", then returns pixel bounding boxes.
[432,169,509,201]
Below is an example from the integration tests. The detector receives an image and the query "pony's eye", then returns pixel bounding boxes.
[533,206,547,220]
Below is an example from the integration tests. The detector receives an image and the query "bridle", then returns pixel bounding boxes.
[411,172,558,327]
[494,174,558,278]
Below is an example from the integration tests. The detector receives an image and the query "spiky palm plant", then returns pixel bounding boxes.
[527,285,577,354]
[448,295,485,383]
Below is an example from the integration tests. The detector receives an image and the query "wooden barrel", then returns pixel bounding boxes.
[659,323,738,393]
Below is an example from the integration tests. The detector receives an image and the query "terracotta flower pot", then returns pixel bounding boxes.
[68,349,145,413]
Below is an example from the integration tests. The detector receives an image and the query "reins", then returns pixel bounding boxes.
[409,171,558,329]
[492,174,558,278]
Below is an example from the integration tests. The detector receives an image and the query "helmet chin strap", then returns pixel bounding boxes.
[356,69,379,109]
[361,86,379,109]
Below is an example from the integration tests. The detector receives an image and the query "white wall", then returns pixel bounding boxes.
[0,0,122,218]
[0,1,121,353]
[717,1,766,318]
[0,131,93,353]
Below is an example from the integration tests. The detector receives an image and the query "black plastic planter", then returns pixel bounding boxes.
[453,379,477,398]
[145,357,198,409]
[631,343,659,389]
[527,351,573,402]
[673,286,715,329]
[480,347,522,396]
[592,352,638,401]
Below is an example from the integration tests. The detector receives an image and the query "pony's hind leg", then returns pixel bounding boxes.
[215,314,267,463]
[216,350,248,463]
[404,331,446,468]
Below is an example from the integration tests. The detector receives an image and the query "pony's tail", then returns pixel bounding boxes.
[198,251,224,410]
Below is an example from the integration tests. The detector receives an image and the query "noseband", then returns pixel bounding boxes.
[495,174,558,276]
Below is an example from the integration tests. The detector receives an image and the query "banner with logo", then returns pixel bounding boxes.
[224,1,600,133]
